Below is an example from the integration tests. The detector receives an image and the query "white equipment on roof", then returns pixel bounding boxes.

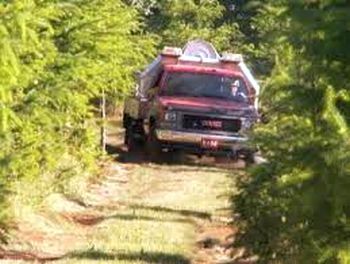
[182,40,220,59]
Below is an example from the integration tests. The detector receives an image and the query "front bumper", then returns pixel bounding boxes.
[156,129,248,150]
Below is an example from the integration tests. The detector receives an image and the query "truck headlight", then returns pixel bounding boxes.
[164,111,177,122]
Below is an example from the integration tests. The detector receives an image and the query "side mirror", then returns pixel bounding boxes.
[136,85,148,102]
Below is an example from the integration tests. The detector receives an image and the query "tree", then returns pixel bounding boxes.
[0,0,154,235]
[235,1,350,263]
[139,0,244,52]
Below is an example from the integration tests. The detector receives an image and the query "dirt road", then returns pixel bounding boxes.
[0,122,250,264]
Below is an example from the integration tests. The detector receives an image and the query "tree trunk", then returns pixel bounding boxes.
[100,88,106,153]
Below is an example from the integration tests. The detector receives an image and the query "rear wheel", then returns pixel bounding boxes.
[124,122,143,152]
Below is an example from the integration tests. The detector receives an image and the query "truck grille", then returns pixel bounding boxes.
[182,115,241,133]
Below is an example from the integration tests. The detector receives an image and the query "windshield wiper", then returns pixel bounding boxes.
[201,95,230,100]
[165,93,230,100]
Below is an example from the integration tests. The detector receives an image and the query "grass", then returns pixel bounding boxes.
[3,121,238,263]
[51,161,236,264]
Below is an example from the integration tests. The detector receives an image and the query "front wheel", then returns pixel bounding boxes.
[241,149,262,165]
[146,125,162,161]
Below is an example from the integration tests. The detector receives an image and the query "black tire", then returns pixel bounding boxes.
[125,124,141,152]
[242,149,256,165]
[146,124,162,161]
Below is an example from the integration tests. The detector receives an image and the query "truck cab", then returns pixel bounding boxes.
[123,40,259,159]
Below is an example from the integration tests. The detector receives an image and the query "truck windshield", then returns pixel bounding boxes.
[162,72,249,103]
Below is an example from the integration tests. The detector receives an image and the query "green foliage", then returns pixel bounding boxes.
[235,1,350,263]
[1,1,349,262]
[0,0,154,232]
[124,0,158,15]
[141,0,244,52]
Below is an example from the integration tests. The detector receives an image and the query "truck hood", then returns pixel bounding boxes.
[158,96,255,116]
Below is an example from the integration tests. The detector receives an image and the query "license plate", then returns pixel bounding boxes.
[201,138,219,149]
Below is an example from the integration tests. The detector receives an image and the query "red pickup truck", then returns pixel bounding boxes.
[123,40,260,161]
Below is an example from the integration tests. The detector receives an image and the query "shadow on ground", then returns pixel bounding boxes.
[106,143,239,171]
[106,143,189,165]
[106,213,195,224]
[130,204,211,220]
[69,249,190,264]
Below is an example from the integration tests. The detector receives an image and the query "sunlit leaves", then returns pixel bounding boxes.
[235,1,350,263]
[144,0,243,52]
[0,0,154,231]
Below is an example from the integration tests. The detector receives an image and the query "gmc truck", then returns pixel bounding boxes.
[123,40,260,160]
